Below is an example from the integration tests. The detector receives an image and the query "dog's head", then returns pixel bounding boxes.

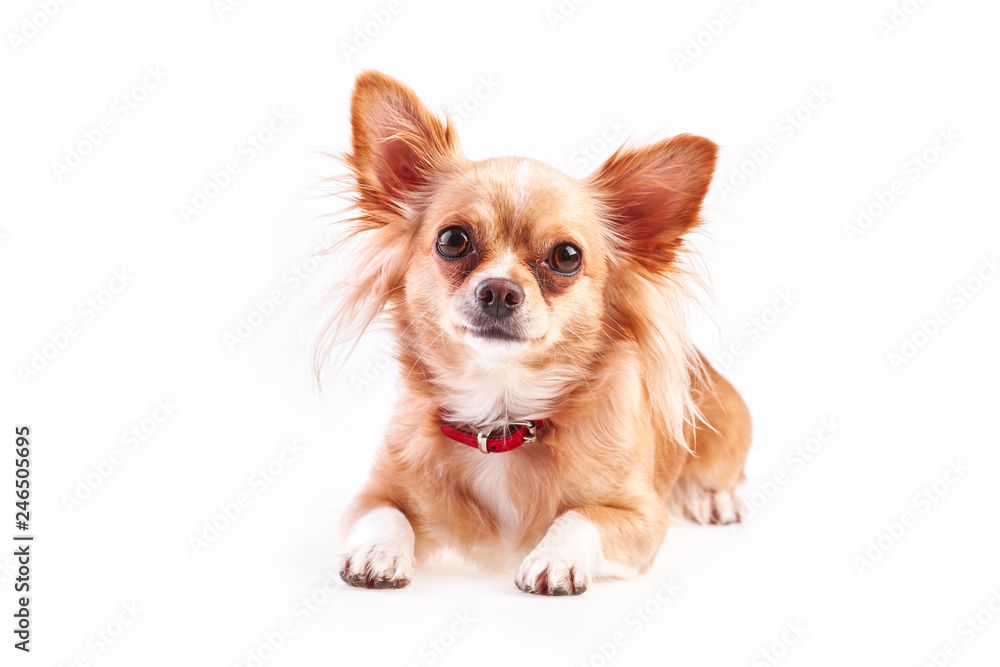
[320,72,716,419]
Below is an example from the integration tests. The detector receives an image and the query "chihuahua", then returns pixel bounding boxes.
[319,71,752,595]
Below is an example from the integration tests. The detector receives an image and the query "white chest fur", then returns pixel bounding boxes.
[466,453,521,538]
[441,357,568,428]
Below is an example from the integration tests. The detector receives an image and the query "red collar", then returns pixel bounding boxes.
[441,420,546,454]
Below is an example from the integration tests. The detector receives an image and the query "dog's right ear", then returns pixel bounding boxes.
[349,71,459,216]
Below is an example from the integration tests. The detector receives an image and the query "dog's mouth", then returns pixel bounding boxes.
[469,326,526,343]
[457,321,537,346]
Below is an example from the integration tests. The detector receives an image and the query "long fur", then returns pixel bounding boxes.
[322,71,754,593]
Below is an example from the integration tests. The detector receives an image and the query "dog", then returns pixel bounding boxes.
[318,71,752,595]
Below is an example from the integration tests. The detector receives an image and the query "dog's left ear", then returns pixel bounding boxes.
[587,134,717,270]
[349,71,460,216]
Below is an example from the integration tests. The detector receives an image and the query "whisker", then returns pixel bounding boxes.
[555,340,597,404]
[403,330,446,385]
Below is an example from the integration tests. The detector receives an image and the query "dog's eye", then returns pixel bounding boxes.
[548,243,582,274]
[436,226,472,259]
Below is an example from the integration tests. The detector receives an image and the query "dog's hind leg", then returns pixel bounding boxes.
[666,355,752,524]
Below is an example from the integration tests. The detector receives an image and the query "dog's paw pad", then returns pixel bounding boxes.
[338,541,413,590]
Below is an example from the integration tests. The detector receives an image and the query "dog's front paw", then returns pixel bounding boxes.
[515,544,591,595]
[338,507,415,589]
[515,512,597,595]
[338,540,414,589]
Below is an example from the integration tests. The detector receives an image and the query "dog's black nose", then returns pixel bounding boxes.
[475,278,524,319]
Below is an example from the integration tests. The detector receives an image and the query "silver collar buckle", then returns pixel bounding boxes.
[476,420,537,454]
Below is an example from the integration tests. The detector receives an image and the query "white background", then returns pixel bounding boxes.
[2,0,999,665]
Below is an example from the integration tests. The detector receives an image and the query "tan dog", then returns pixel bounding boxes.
[319,71,752,595]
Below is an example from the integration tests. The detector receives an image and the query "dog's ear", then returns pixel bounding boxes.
[587,134,717,270]
[349,70,459,215]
